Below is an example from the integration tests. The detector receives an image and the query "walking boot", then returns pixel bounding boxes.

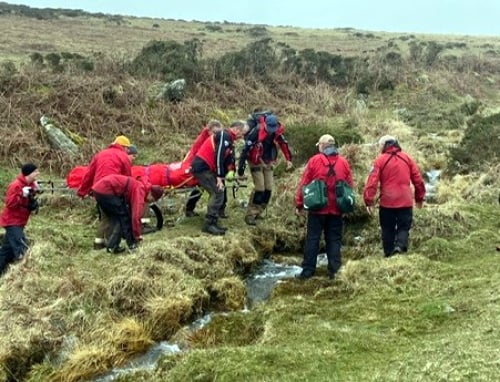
[202,217,225,235]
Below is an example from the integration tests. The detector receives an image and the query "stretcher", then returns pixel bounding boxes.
[65,161,200,231]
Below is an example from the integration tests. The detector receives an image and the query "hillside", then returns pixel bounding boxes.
[0,3,499,382]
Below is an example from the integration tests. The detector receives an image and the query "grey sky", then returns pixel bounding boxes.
[4,0,500,36]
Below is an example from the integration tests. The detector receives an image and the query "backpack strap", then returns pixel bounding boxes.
[379,152,410,175]
[319,153,337,178]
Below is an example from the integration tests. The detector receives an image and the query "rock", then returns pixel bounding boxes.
[40,116,79,157]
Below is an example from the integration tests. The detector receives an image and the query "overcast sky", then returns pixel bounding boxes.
[4,0,500,36]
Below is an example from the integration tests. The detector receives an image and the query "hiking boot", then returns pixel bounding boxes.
[185,210,200,217]
[107,246,126,254]
[328,272,337,280]
[93,241,106,250]
[202,224,226,235]
[245,215,257,226]
[295,271,314,280]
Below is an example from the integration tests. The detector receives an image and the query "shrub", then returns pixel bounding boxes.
[448,112,500,175]
[286,120,363,165]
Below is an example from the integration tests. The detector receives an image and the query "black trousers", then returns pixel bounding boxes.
[302,214,343,276]
[0,226,29,275]
[379,207,413,256]
[94,193,134,250]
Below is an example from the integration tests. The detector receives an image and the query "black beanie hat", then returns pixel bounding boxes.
[21,163,38,176]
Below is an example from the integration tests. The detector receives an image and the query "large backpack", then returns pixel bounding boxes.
[248,110,273,129]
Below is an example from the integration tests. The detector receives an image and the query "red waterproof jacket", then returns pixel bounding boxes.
[194,130,236,177]
[363,146,425,208]
[78,144,131,197]
[92,174,150,240]
[296,152,354,215]
[0,174,38,227]
[183,127,211,164]
[238,121,292,172]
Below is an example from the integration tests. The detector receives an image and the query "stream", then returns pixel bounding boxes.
[94,258,302,381]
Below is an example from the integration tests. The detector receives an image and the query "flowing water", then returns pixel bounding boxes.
[94,258,303,381]
[425,169,442,202]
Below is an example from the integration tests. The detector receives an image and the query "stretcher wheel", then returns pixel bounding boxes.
[142,203,163,234]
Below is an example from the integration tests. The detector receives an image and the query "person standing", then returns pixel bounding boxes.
[295,135,353,279]
[191,121,248,235]
[0,163,40,275]
[238,112,293,225]
[78,135,133,249]
[184,120,224,218]
[92,174,164,253]
[363,135,426,257]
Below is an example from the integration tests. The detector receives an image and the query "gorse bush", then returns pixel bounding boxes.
[286,121,363,165]
[448,112,500,175]
[129,39,203,81]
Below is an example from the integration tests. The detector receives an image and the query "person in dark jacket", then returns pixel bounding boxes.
[190,122,247,235]
[92,174,164,253]
[363,135,426,257]
[295,135,353,279]
[183,120,225,218]
[78,135,133,250]
[0,163,40,275]
[238,112,293,225]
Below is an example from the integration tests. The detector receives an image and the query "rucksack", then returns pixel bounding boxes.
[248,110,272,129]
[318,154,355,214]
[303,179,328,210]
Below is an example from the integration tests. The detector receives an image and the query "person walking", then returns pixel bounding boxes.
[0,163,41,275]
[238,112,292,225]
[363,135,426,257]
[92,174,164,253]
[295,135,353,279]
[78,135,133,249]
[191,121,248,235]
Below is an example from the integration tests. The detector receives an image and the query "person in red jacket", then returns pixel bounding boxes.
[295,135,354,279]
[363,135,425,257]
[190,121,248,235]
[0,163,40,275]
[92,174,164,253]
[238,112,293,225]
[183,120,223,218]
[78,135,133,250]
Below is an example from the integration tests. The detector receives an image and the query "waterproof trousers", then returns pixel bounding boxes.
[379,206,413,256]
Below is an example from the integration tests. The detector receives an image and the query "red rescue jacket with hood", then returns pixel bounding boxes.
[78,144,131,198]
[363,146,425,208]
[0,174,38,227]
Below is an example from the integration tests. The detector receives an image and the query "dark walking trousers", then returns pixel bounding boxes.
[94,193,134,250]
[0,226,28,274]
[302,214,343,277]
[379,206,413,256]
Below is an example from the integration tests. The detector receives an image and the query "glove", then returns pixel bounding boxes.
[226,170,235,181]
[22,186,31,198]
